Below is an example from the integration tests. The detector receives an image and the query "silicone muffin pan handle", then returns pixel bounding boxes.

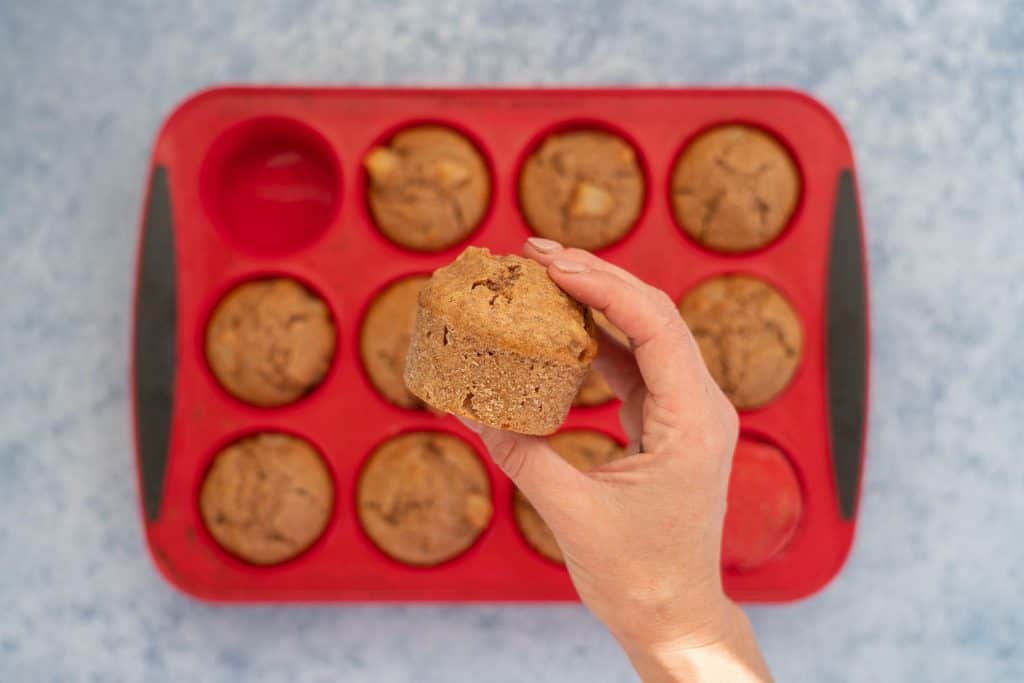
[826,169,868,520]
[134,165,178,522]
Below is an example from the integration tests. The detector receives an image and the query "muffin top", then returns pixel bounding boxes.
[365,125,490,252]
[519,130,644,251]
[419,247,598,365]
[205,278,336,407]
[357,431,493,566]
[199,433,334,565]
[678,275,803,409]
[671,125,799,253]
[360,274,430,409]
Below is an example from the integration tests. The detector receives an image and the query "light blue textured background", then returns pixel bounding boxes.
[2,1,1022,681]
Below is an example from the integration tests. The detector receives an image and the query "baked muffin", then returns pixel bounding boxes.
[205,278,336,407]
[722,439,803,571]
[360,274,430,408]
[573,309,628,407]
[671,125,800,253]
[365,125,490,252]
[199,433,334,565]
[519,130,644,251]
[678,275,803,410]
[514,430,626,563]
[404,247,598,435]
[357,431,493,566]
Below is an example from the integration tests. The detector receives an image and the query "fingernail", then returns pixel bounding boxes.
[455,415,484,434]
[552,259,587,273]
[527,237,562,253]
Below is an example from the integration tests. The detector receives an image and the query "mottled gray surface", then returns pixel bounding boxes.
[2,1,1022,681]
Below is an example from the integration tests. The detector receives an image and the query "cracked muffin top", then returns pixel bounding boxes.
[357,431,492,566]
[360,274,429,409]
[365,125,490,252]
[199,433,334,565]
[418,247,597,365]
[205,277,336,407]
[519,130,644,251]
[678,274,803,410]
[671,125,800,253]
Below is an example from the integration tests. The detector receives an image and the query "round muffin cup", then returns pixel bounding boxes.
[722,436,804,571]
[200,117,342,255]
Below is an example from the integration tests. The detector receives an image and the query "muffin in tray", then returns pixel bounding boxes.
[199,433,334,566]
[365,125,490,252]
[514,430,626,563]
[678,275,803,410]
[357,431,493,566]
[360,274,430,409]
[573,309,629,407]
[671,124,800,253]
[404,247,598,435]
[519,130,644,251]
[205,277,336,408]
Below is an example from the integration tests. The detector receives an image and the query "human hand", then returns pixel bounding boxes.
[459,238,773,682]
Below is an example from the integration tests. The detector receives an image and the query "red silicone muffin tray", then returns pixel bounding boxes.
[133,87,869,603]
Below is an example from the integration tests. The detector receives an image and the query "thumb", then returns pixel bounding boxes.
[457,417,591,524]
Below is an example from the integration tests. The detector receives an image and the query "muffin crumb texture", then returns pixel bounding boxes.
[515,430,626,563]
[671,125,800,253]
[357,432,492,566]
[679,275,803,410]
[199,433,334,566]
[366,125,490,252]
[404,247,597,435]
[520,130,644,251]
[205,278,336,407]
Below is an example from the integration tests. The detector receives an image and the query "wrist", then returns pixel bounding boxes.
[620,601,773,683]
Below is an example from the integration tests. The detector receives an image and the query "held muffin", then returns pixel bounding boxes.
[514,430,626,563]
[722,439,803,571]
[199,433,334,566]
[573,309,629,407]
[357,431,493,566]
[671,125,800,253]
[365,125,490,252]
[404,247,598,435]
[678,275,803,410]
[519,130,644,251]
[360,274,430,409]
[205,278,336,407]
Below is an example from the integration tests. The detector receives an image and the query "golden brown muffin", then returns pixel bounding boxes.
[199,433,334,565]
[404,247,598,435]
[573,309,629,407]
[678,275,803,410]
[671,125,800,253]
[519,130,644,251]
[357,431,493,566]
[205,278,336,407]
[514,430,626,563]
[360,275,430,408]
[365,125,490,252]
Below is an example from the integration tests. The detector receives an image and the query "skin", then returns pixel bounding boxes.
[459,237,773,683]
